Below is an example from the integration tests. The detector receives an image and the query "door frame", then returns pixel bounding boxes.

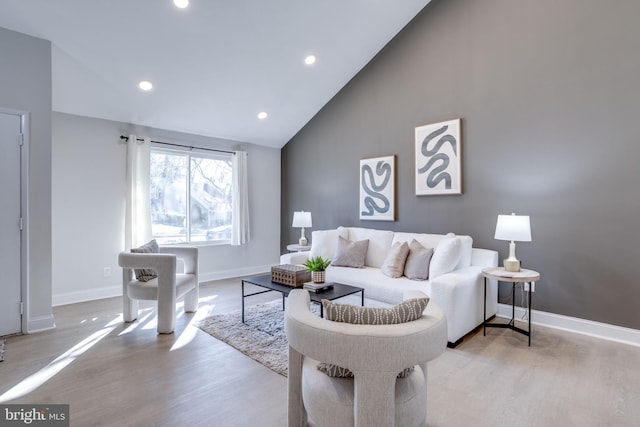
[1,107,30,335]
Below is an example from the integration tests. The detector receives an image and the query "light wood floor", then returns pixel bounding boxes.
[1,277,639,426]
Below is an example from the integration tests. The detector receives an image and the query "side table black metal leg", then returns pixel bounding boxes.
[528,283,532,346]
[361,290,364,307]
[320,304,323,318]
[241,280,245,323]
[282,293,285,311]
[511,283,516,326]
[483,277,487,336]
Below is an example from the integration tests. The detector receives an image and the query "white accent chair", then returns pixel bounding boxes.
[118,246,199,334]
[284,289,447,427]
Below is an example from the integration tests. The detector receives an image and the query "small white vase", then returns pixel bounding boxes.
[311,271,325,284]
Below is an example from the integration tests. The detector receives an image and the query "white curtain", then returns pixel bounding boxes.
[231,150,250,245]
[124,135,152,249]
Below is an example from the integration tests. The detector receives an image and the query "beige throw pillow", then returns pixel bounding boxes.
[403,239,434,281]
[381,241,410,278]
[332,236,369,268]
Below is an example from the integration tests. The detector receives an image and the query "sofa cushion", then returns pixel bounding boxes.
[327,266,427,304]
[381,241,410,278]
[404,239,434,280]
[392,232,444,250]
[130,239,159,282]
[429,235,462,279]
[345,227,394,268]
[332,236,369,268]
[309,228,349,261]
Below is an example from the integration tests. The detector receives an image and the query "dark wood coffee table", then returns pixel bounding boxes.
[241,274,364,322]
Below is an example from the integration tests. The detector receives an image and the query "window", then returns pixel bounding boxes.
[150,147,233,244]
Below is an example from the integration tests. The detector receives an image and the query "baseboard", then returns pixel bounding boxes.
[53,285,122,307]
[497,303,640,348]
[27,314,55,333]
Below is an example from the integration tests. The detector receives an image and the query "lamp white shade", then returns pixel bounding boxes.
[494,214,531,242]
[292,211,312,228]
[494,213,531,272]
[292,211,312,246]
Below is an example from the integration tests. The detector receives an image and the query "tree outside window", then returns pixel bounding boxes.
[150,148,233,244]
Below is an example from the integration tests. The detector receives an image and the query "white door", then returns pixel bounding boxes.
[0,112,22,336]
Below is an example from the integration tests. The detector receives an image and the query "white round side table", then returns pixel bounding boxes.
[286,244,311,252]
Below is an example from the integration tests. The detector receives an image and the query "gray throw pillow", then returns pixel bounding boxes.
[331,236,369,268]
[318,297,429,378]
[130,239,159,282]
[403,239,434,281]
[381,241,410,278]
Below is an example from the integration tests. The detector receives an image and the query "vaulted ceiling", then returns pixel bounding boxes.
[0,0,430,148]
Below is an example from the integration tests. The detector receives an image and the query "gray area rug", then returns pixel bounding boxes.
[196,300,319,377]
[0,339,5,362]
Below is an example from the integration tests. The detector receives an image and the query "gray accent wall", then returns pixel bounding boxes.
[281,0,640,330]
[0,27,53,332]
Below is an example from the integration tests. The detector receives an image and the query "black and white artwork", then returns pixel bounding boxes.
[415,118,462,196]
[359,155,395,221]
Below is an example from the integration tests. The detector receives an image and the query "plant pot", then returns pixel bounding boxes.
[311,271,325,284]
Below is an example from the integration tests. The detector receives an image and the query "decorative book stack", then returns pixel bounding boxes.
[303,282,334,293]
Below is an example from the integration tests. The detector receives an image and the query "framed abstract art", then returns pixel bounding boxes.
[415,118,462,196]
[359,155,395,221]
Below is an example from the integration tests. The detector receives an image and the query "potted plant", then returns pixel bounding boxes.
[303,256,331,284]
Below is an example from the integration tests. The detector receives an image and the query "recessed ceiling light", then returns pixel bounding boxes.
[304,55,317,65]
[173,0,189,8]
[138,81,153,91]
[257,112,268,120]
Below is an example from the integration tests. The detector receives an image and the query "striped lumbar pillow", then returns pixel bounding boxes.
[317,362,415,379]
[321,297,429,325]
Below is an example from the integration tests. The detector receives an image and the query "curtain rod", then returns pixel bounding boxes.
[119,135,235,155]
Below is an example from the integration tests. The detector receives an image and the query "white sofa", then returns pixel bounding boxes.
[280,226,498,346]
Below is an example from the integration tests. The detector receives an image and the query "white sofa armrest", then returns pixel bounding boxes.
[280,252,310,265]
[471,248,499,268]
[429,265,497,344]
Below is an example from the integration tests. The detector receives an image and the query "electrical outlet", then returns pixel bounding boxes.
[524,282,529,292]
[103,267,111,278]
[524,282,535,292]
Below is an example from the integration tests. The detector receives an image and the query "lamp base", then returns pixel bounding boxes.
[299,236,308,246]
[503,259,521,272]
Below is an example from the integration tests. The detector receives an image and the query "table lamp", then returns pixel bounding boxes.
[494,213,532,272]
[292,211,312,246]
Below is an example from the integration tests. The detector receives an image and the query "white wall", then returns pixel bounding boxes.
[52,112,281,306]
[0,27,53,332]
